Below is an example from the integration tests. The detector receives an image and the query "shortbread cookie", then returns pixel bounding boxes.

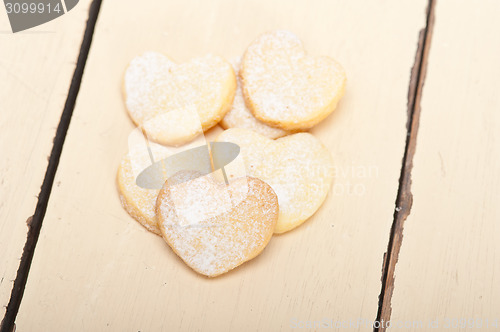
[220,59,292,139]
[216,128,334,233]
[117,152,163,235]
[156,173,278,277]
[117,132,214,234]
[117,158,206,235]
[124,52,236,146]
[241,30,346,130]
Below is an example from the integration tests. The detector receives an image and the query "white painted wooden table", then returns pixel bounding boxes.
[1,0,499,331]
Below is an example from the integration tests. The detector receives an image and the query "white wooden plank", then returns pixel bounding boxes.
[389,0,500,330]
[0,0,92,319]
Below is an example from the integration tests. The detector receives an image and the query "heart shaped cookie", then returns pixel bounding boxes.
[117,131,214,235]
[216,128,334,233]
[124,52,236,146]
[156,173,278,277]
[220,58,292,139]
[241,30,346,130]
[117,151,163,235]
[117,140,177,235]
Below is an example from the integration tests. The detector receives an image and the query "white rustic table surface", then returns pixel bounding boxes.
[1,0,499,331]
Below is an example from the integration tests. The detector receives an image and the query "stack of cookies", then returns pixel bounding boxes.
[117,30,346,277]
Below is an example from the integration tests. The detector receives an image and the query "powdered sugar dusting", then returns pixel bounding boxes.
[241,30,346,129]
[157,173,278,277]
[124,52,235,145]
[220,58,291,139]
[169,175,233,227]
[216,128,334,233]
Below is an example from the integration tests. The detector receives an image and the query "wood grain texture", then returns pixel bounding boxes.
[0,0,91,321]
[377,0,435,329]
[389,0,500,330]
[15,0,427,330]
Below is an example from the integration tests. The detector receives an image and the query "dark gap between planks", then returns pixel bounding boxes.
[374,0,436,331]
[0,0,103,331]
